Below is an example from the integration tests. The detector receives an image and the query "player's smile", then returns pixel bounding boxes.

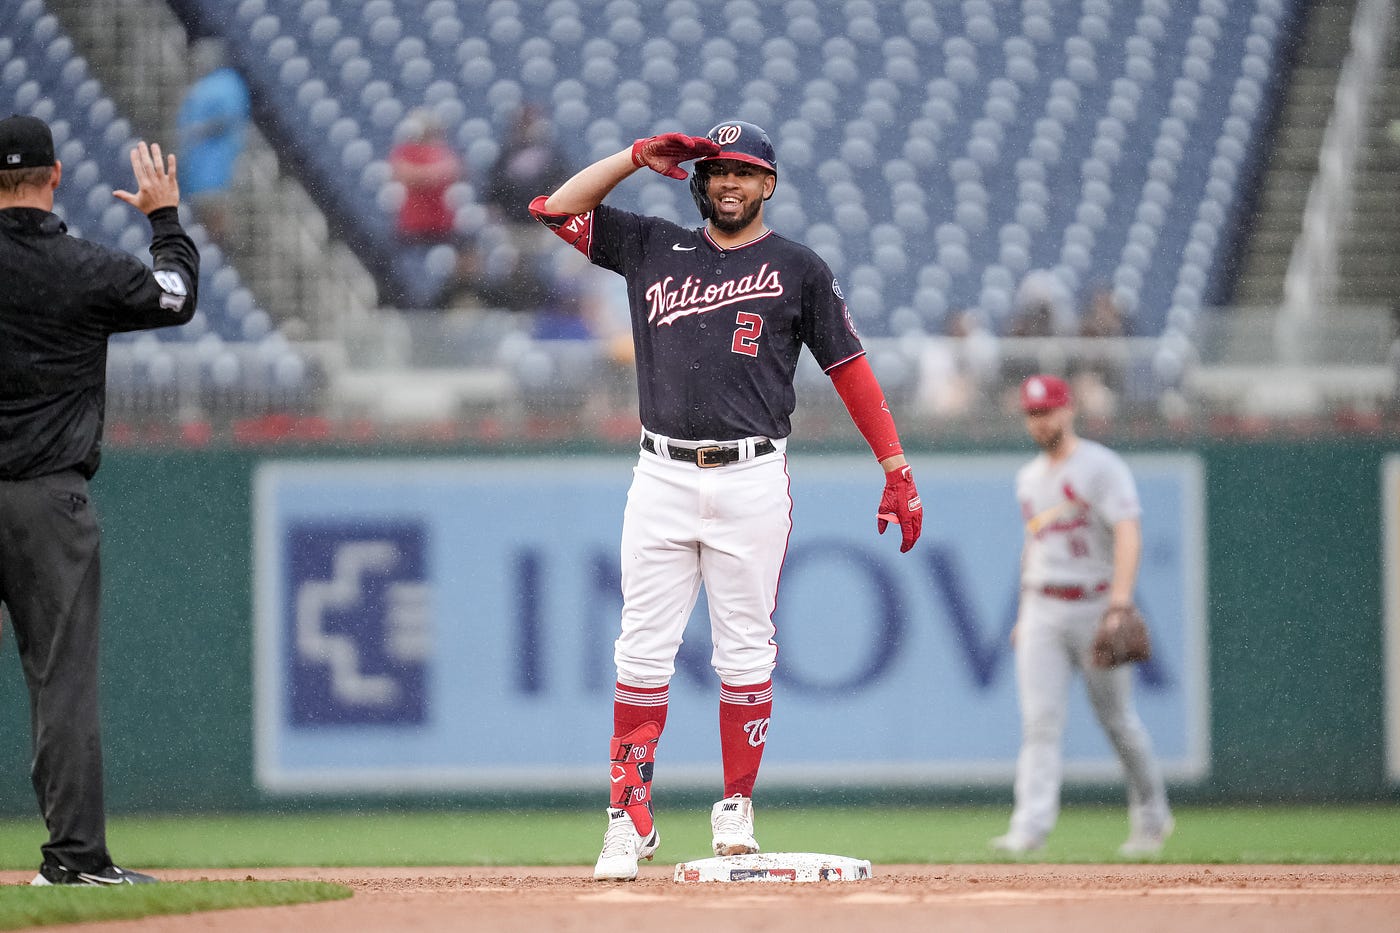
[710,175,756,210]
[703,163,773,235]
[712,190,754,228]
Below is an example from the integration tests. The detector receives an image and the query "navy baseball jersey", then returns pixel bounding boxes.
[534,202,866,441]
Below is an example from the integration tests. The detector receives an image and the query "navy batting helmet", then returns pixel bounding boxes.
[690,120,777,220]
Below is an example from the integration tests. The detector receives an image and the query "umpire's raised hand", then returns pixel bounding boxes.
[113,141,180,215]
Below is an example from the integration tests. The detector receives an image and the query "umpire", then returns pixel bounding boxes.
[0,115,198,885]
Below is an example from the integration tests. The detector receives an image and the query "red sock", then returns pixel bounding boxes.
[614,682,668,736]
[719,680,773,798]
[609,683,668,837]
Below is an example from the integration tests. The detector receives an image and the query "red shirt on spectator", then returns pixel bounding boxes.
[389,133,459,243]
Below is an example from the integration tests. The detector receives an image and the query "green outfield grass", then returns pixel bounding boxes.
[2,804,1399,871]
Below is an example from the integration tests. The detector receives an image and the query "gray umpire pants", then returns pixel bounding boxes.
[0,469,111,872]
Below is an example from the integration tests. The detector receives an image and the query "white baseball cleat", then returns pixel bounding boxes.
[989,831,1045,855]
[711,794,760,856]
[1118,815,1175,858]
[593,808,660,881]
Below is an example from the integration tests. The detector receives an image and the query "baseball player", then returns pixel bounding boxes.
[991,374,1173,857]
[529,121,924,880]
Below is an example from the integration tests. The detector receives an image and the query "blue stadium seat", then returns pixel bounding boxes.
[160,0,1302,334]
[0,3,314,410]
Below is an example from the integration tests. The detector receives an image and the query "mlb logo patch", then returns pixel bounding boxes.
[5,154,19,165]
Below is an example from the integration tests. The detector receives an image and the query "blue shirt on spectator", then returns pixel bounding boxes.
[175,67,250,198]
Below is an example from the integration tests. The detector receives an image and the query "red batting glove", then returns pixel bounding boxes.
[877,465,923,553]
[631,133,721,179]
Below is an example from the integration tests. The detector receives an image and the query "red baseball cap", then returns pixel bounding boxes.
[1020,374,1072,412]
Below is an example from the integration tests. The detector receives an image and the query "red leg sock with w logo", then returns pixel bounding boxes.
[610,682,668,837]
[719,679,773,798]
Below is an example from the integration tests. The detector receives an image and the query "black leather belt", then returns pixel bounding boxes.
[641,435,777,468]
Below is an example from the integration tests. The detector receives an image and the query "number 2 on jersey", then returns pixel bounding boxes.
[732,311,763,356]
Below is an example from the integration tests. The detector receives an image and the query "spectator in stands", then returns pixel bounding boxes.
[532,245,633,355]
[1001,269,1077,412]
[175,38,250,250]
[1072,282,1128,420]
[1079,282,1127,339]
[483,105,573,232]
[1009,269,1076,338]
[464,106,574,313]
[437,226,558,312]
[388,110,462,246]
[916,308,995,419]
[504,248,635,425]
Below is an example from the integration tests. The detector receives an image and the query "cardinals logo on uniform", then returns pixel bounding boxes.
[1023,485,1090,538]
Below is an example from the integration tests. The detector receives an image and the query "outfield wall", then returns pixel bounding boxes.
[0,439,1390,813]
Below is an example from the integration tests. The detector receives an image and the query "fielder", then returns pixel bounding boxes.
[529,121,924,880]
[992,374,1173,857]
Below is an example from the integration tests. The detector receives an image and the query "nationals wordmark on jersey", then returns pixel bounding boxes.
[644,261,785,326]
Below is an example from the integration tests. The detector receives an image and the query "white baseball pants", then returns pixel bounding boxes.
[1009,590,1171,841]
[613,443,790,687]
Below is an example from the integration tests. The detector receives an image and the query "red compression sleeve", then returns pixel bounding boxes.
[828,355,905,462]
[528,194,593,256]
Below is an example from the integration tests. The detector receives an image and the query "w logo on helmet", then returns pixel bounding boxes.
[715,124,743,146]
[701,120,776,173]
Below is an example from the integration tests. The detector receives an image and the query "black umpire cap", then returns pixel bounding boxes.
[0,115,55,169]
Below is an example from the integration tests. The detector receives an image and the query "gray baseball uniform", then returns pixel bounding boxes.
[1008,438,1171,844]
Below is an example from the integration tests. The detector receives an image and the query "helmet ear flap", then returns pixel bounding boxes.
[690,169,713,220]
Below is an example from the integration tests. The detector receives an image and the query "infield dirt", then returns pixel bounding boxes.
[5,865,1400,932]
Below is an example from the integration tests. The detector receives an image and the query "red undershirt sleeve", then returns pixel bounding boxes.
[828,355,905,462]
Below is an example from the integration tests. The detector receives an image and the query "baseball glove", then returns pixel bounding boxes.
[1090,604,1151,668]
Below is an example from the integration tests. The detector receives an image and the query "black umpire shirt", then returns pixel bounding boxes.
[0,205,199,480]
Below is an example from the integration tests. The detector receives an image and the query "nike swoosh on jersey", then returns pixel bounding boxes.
[672,244,697,251]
